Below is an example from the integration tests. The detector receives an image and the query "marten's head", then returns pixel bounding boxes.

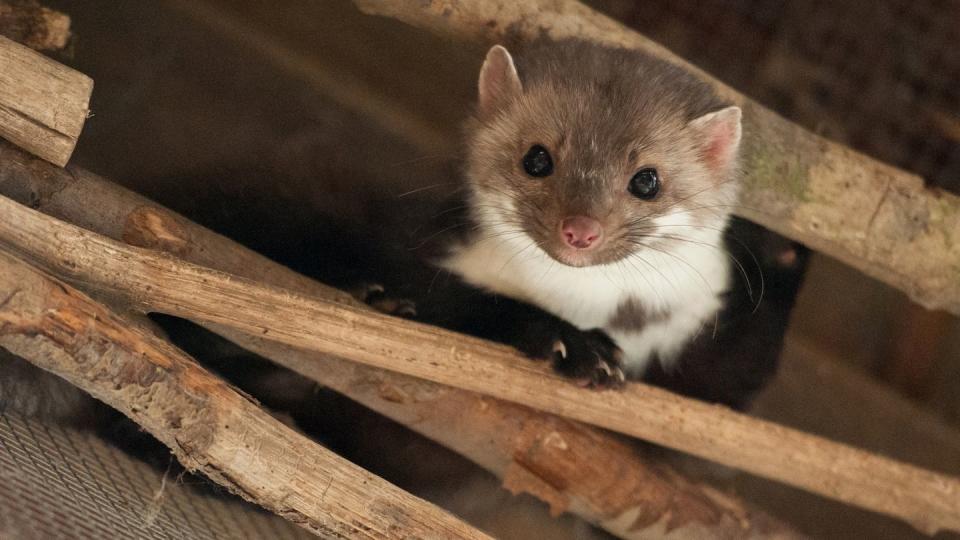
[464,40,742,268]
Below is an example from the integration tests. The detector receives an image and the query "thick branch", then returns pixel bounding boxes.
[0,141,798,538]
[0,35,91,166]
[231,335,800,539]
[0,250,488,539]
[351,0,960,316]
[0,192,956,535]
[0,0,70,51]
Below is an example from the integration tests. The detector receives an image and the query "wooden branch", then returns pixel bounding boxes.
[0,191,957,535]
[228,336,801,539]
[0,35,91,166]
[0,250,489,540]
[0,141,799,538]
[350,0,960,316]
[0,0,70,51]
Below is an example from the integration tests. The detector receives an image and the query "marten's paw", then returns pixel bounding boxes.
[351,283,417,318]
[551,329,626,389]
[517,324,625,389]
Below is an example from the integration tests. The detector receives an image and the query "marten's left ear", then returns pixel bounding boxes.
[477,45,523,119]
[688,106,742,173]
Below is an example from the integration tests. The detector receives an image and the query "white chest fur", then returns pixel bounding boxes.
[441,219,731,374]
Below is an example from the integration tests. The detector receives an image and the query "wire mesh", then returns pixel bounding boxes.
[0,410,311,540]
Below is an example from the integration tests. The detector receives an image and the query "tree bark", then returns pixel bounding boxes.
[0,0,69,51]
[0,250,489,540]
[230,335,801,540]
[0,189,956,535]
[350,0,960,317]
[0,141,800,538]
[0,35,91,166]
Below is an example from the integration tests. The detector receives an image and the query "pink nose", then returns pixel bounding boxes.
[560,216,603,249]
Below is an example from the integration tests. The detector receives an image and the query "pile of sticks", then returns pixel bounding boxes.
[1,1,958,538]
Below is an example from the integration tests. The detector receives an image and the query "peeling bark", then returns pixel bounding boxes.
[0,249,489,540]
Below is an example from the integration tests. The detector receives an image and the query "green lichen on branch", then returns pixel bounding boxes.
[741,144,811,205]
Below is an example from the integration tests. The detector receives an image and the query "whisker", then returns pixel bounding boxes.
[633,177,739,222]
[396,180,463,199]
[624,231,764,311]
[615,247,671,309]
[408,221,471,250]
[389,153,456,168]
[626,239,714,300]
[497,238,538,276]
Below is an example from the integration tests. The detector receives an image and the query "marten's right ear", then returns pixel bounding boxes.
[478,45,522,119]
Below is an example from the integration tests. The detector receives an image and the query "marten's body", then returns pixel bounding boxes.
[342,40,808,404]
[415,40,746,387]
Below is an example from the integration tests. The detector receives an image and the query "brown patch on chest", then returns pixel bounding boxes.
[608,297,667,332]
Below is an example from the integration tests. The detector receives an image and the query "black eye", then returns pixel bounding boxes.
[522,145,554,177]
[629,168,660,200]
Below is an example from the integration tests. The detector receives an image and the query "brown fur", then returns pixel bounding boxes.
[464,39,738,267]
[608,297,668,332]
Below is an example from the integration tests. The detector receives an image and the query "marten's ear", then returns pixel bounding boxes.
[478,45,523,119]
[688,106,742,173]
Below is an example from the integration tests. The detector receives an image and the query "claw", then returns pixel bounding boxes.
[370,298,418,317]
[597,358,613,377]
[355,284,418,318]
[395,302,417,317]
[351,282,385,302]
[552,340,567,359]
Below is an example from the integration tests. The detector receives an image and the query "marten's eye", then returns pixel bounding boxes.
[629,168,660,200]
[522,145,553,177]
